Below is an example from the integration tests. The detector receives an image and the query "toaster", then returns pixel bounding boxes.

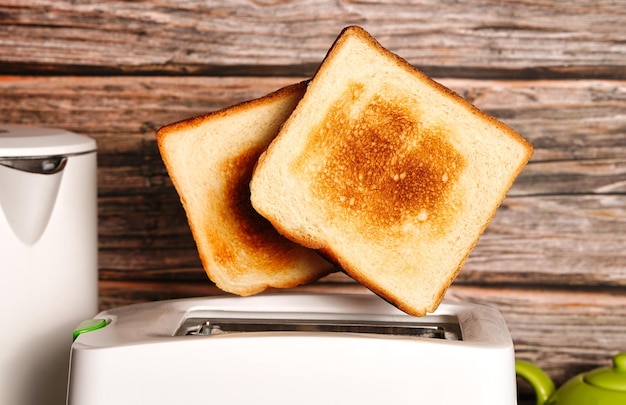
[67,292,517,404]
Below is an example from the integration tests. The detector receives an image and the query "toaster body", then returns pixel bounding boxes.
[67,292,517,404]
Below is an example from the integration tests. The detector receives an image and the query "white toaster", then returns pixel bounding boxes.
[67,292,517,404]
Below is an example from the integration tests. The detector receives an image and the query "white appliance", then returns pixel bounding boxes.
[0,125,98,405]
[68,292,518,404]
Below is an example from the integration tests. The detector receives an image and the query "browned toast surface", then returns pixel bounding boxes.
[251,27,533,315]
[158,82,335,296]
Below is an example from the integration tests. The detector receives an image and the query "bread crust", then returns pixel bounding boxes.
[157,81,335,296]
[251,26,533,316]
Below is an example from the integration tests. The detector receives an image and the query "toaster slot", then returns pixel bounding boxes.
[176,317,461,340]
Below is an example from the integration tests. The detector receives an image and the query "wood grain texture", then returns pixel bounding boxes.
[2,75,624,285]
[1,1,625,399]
[1,1,625,78]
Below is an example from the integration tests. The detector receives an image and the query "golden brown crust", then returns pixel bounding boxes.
[157,80,335,296]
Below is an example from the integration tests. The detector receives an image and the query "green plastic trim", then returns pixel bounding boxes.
[516,360,556,405]
[73,318,109,341]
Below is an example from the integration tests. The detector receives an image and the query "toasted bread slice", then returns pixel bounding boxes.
[250,26,533,316]
[157,82,335,296]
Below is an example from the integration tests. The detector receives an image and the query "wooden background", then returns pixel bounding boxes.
[1,1,625,402]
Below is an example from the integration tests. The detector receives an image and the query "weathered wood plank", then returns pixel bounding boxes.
[463,195,626,286]
[1,75,624,285]
[95,193,626,286]
[0,76,295,138]
[1,1,625,78]
[2,76,624,162]
[444,79,626,162]
[98,280,626,390]
[513,159,626,196]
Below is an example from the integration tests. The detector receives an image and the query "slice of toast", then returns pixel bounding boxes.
[250,26,533,316]
[157,82,335,296]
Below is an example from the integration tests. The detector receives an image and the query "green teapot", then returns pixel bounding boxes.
[516,352,626,405]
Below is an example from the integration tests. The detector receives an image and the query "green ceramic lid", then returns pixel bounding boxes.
[583,353,626,392]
